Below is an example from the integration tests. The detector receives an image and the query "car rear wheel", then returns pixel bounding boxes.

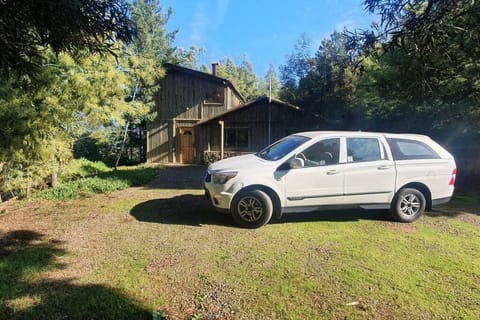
[391,188,426,222]
[231,189,273,228]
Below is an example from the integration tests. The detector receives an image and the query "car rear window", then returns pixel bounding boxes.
[387,138,440,160]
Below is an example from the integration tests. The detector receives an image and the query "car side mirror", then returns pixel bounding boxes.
[290,157,304,169]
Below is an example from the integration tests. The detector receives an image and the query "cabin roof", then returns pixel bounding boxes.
[195,96,303,126]
[163,63,246,104]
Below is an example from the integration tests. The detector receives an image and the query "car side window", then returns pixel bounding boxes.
[347,138,382,162]
[299,138,340,167]
[387,138,440,160]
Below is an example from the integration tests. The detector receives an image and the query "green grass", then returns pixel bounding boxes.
[34,164,158,200]
[58,158,111,182]
[2,184,480,319]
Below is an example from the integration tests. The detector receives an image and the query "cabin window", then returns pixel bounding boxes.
[225,128,250,149]
[205,87,224,104]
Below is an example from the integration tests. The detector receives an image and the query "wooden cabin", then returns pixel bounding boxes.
[146,63,245,163]
[195,97,304,163]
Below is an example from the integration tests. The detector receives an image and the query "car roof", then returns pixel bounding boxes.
[294,131,430,140]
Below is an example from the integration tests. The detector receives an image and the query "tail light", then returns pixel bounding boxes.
[448,168,457,186]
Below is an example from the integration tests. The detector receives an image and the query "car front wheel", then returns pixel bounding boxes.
[231,189,273,228]
[391,188,426,222]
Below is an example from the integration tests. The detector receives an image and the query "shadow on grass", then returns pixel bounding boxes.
[130,194,392,227]
[423,193,480,219]
[143,165,207,190]
[130,195,234,227]
[0,230,150,320]
[274,209,392,224]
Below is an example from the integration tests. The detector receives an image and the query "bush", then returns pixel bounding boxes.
[59,158,110,182]
[35,163,159,200]
[35,177,129,200]
[100,165,158,187]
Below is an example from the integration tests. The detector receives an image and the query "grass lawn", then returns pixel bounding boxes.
[1,167,479,319]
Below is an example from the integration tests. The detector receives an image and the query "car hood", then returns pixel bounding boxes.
[208,154,271,173]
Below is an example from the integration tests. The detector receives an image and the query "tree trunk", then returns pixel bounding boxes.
[115,121,129,171]
[51,173,58,187]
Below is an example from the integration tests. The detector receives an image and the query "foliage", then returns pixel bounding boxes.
[202,151,243,164]
[347,0,480,132]
[34,164,158,200]
[0,49,142,195]
[0,0,135,76]
[58,158,110,182]
[103,165,158,187]
[214,56,264,101]
[279,33,314,99]
[34,177,130,200]
[260,64,281,100]
[0,0,184,194]
[279,32,357,129]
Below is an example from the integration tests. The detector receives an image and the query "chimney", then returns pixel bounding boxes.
[211,62,218,77]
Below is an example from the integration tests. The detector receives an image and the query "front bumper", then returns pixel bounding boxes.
[204,183,233,210]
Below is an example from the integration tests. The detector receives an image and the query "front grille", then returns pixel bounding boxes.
[205,173,211,182]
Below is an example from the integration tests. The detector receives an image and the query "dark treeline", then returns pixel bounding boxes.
[277,0,479,190]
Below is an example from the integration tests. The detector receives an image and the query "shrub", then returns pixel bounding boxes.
[102,165,158,186]
[59,158,110,182]
[34,164,158,200]
[35,177,129,200]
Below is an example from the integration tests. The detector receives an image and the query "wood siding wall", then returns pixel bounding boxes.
[147,68,243,163]
[195,100,303,162]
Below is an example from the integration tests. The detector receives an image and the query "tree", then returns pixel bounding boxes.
[279,34,314,103]
[215,56,263,101]
[261,64,281,99]
[346,0,480,132]
[0,51,136,193]
[279,32,357,128]
[0,0,135,76]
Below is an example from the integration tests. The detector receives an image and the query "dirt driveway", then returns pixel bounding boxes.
[148,164,207,190]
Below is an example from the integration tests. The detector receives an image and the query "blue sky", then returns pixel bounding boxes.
[161,0,376,76]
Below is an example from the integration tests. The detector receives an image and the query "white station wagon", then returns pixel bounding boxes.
[204,131,457,228]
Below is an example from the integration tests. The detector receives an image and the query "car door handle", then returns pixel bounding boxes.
[377,165,390,170]
[326,170,339,175]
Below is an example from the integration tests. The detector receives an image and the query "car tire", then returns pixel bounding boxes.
[231,189,273,228]
[391,188,426,222]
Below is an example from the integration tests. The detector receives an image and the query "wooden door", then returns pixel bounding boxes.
[179,127,195,163]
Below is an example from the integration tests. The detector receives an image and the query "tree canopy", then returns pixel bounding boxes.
[0,0,135,76]
[279,32,356,129]
[0,0,183,194]
[346,0,480,132]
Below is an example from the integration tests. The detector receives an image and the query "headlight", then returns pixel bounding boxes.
[212,171,238,184]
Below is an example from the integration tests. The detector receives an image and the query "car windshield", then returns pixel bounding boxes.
[256,135,310,161]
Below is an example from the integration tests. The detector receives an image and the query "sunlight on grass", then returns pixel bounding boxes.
[3,295,42,313]
[3,184,480,319]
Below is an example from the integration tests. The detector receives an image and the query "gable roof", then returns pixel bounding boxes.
[196,96,303,126]
[163,63,245,103]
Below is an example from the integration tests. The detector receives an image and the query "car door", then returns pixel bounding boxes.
[343,136,396,204]
[283,137,344,207]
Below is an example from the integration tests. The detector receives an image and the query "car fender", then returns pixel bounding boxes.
[229,173,285,215]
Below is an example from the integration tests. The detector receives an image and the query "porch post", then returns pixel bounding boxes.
[219,120,224,160]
